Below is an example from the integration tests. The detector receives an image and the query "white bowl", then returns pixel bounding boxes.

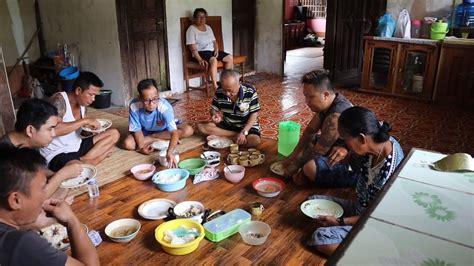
[173,201,205,224]
[105,218,141,243]
[223,165,245,183]
[158,150,180,167]
[200,151,221,167]
[130,164,156,181]
[239,221,271,246]
[152,140,170,151]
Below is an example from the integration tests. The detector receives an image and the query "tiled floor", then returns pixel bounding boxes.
[112,73,473,155]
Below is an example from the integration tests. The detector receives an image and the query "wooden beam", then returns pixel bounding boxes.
[0,47,16,134]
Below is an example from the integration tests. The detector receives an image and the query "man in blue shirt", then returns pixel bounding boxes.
[122,79,193,167]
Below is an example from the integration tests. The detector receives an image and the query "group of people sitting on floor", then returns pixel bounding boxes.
[0,8,405,264]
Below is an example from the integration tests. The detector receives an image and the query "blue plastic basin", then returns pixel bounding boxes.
[151,169,189,192]
[59,66,79,80]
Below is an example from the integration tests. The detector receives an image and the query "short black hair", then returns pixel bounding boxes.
[73,71,104,91]
[0,146,46,207]
[15,99,58,132]
[339,106,392,143]
[193,8,207,18]
[302,70,334,93]
[137,79,159,95]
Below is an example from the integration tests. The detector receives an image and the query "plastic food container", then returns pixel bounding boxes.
[203,209,251,242]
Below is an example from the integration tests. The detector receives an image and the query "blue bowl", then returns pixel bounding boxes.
[59,66,79,80]
[151,169,189,192]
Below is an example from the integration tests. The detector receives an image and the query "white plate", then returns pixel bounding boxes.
[151,140,170,151]
[300,199,344,219]
[138,198,176,220]
[60,164,97,189]
[270,161,285,176]
[208,138,233,149]
[81,119,112,133]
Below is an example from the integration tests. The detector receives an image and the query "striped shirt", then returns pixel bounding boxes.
[211,84,261,130]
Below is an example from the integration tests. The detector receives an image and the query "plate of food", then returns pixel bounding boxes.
[151,140,170,151]
[60,164,97,189]
[208,138,233,149]
[81,119,112,133]
[138,198,176,220]
[270,161,285,176]
[38,223,88,251]
[300,199,344,219]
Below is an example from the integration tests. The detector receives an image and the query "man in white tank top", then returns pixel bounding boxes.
[41,72,120,172]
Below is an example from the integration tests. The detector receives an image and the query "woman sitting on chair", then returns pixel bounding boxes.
[186,8,234,90]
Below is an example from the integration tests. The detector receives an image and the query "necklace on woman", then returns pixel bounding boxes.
[373,142,386,165]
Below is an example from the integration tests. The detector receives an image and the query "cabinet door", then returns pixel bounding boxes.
[435,44,474,108]
[362,40,398,93]
[394,44,439,99]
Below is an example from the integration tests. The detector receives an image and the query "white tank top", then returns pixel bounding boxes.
[40,92,86,163]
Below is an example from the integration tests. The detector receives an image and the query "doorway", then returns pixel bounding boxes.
[232,0,256,73]
[116,0,169,101]
[283,0,326,80]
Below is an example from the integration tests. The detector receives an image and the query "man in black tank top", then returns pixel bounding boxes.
[283,71,355,187]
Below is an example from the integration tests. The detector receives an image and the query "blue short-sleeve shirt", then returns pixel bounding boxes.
[128,98,177,133]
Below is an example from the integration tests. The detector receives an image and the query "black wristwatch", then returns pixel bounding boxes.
[337,216,345,225]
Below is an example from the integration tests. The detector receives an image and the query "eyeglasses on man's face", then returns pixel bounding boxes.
[142,97,159,105]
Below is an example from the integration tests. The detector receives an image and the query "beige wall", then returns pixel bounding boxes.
[39,0,126,106]
[255,0,283,75]
[387,0,460,20]
[0,0,39,66]
[165,0,233,93]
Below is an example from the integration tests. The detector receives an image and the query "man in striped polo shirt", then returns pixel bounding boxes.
[197,70,261,147]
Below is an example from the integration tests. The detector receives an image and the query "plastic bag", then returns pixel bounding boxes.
[394,9,411,38]
[376,13,396,37]
[193,167,219,184]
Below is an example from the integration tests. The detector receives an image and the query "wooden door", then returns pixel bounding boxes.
[435,44,474,108]
[394,43,439,100]
[232,0,256,71]
[116,0,169,99]
[325,0,387,86]
[361,40,398,93]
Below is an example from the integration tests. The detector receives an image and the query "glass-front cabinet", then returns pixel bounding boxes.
[361,38,440,100]
[362,41,398,93]
[395,44,438,99]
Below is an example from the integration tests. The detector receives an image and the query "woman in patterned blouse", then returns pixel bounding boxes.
[307,106,404,256]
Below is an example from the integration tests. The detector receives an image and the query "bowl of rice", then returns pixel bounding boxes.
[151,169,190,192]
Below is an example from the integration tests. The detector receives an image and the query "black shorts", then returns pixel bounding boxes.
[217,122,261,136]
[48,137,94,172]
[197,51,230,62]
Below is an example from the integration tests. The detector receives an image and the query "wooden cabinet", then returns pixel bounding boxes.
[283,21,306,51]
[434,43,474,109]
[361,37,440,100]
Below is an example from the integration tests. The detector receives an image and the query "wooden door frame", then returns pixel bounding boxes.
[115,0,170,103]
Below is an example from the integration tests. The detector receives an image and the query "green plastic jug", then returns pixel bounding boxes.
[278,121,301,157]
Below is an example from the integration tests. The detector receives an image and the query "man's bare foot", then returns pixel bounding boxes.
[292,171,309,186]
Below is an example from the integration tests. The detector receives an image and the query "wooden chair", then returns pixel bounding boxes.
[180,16,247,96]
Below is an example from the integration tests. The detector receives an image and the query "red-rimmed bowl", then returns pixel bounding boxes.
[252,177,285,198]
